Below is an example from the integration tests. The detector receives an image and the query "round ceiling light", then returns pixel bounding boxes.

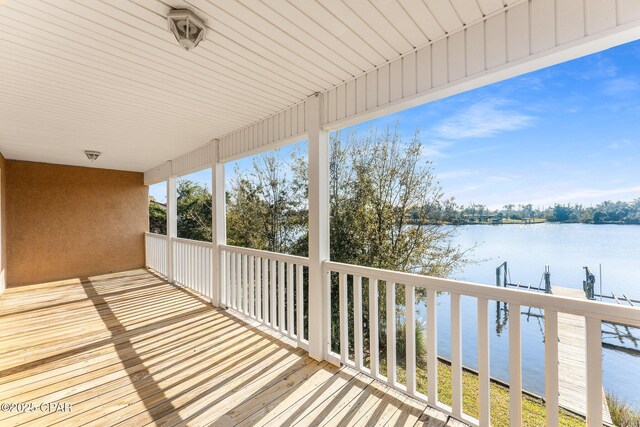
[167,9,206,51]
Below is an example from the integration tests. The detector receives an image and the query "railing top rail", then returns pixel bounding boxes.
[324,260,640,327]
[220,244,309,266]
[145,232,169,240]
[172,236,214,248]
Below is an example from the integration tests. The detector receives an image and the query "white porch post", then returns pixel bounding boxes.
[167,170,177,284]
[307,93,329,361]
[211,139,226,307]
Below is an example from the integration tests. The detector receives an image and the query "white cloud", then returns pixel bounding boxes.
[603,77,640,97]
[421,139,453,158]
[433,99,534,140]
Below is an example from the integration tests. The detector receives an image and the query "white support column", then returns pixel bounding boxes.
[211,139,226,307]
[167,170,177,284]
[307,92,329,361]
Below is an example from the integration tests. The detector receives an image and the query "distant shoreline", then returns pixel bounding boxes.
[409,219,640,226]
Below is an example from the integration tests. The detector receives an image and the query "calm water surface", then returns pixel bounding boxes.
[427,223,640,408]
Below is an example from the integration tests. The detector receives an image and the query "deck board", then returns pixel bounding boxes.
[554,286,612,425]
[0,269,460,426]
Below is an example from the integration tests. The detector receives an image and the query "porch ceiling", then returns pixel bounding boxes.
[0,0,515,172]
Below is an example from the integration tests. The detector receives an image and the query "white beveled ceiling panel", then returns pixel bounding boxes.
[0,0,509,172]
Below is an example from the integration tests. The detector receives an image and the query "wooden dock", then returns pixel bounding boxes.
[553,287,612,425]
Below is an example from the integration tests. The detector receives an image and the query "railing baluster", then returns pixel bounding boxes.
[354,275,363,371]
[339,272,348,364]
[237,253,242,311]
[263,257,269,326]
[545,310,559,427]
[230,252,236,309]
[324,266,332,358]
[270,258,277,329]
[478,297,490,427]
[451,292,462,418]
[287,263,294,338]
[386,281,396,385]
[279,260,286,334]
[249,255,255,318]
[225,252,233,308]
[256,257,262,321]
[174,242,179,284]
[197,246,201,294]
[220,250,226,305]
[406,284,416,396]
[369,278,379,378]
[178,241,181,284]
[189,243,194,288]
[185,243,189,286]
[586,317,602,427]
[427,288,437,403]
[208,247,211,298]
[192,245,196,292]
[173,239,177,284]
[509,303,522,427]
[199,246,202,293]
[179,242,183,285]
[296,264,304,343]
[209,247,214,299]
[243,254,249,314]
[262,257,269,325]
[196,245,199,290]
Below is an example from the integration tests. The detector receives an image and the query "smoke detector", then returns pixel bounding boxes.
[85,150,101,161]
[167,9,206,50]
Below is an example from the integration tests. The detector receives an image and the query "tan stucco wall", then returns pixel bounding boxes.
[6,161,148,285]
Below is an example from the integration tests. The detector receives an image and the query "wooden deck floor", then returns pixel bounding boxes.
[0,269,461,427]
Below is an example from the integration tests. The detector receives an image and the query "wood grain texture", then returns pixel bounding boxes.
[0,269,462,426]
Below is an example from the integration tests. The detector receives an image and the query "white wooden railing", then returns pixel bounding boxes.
[172,237,213,300]
[144,232,169,277]
[220,244,310,351]
[324,261,640,427]
[144,234,640,426]
[145,232,213,299]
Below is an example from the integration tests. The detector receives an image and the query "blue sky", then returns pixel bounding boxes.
[151,40,640,209]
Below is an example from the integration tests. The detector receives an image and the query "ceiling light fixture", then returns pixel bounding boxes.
[85,150,101,161]
[167,9,206,51]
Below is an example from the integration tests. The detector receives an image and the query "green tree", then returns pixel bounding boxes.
[325,126,470,276]
[226,176,268,249]
[148,197,167,234]
[227,150,306,255]
[177,180,212,241]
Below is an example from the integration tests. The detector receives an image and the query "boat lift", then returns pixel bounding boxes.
[495,262,640,354]
[496,262,640,305]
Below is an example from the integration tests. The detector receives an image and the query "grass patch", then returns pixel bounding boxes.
[606,393,640,427]
[380,359,584,427]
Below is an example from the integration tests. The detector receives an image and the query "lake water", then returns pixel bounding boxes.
[428,223,640,409]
